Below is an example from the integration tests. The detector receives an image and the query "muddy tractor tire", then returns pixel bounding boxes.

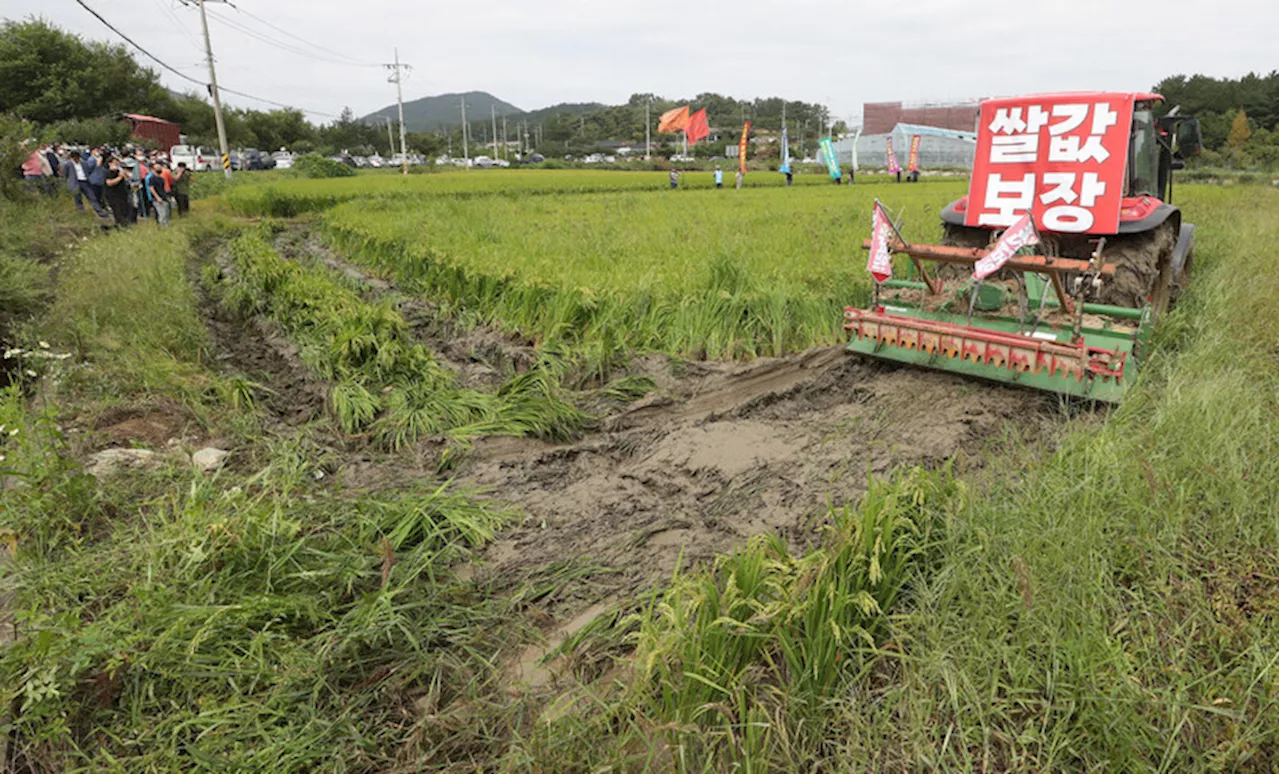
[1094,220,1178,317]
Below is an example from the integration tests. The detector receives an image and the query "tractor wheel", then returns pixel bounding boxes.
[1093,220,1178,314]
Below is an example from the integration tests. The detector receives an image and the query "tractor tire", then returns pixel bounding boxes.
[1094,220,1177,315]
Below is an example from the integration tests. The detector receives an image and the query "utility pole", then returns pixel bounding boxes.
[490,105,498,160]
[385,117,395,157]
[383,49,410,175]
[460,98,469,161]
[645,98,651,160]
[196,0,232,179]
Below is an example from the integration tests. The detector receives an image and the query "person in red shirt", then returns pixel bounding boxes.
[159,163,175,193]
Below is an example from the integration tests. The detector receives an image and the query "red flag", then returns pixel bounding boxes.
[657,105,690,133]
[907,134,921,172]
[867,203,893,284]
[973,213,1039,281]
[685,109,709,145]
[738,121,751,174]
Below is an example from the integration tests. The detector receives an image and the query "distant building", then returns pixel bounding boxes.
[822,123,977,170]
[862,101,979,135]
[123,113,181,149]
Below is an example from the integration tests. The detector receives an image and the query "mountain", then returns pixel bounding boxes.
[362,91,523,132]
[520,102,607,124]
[361,93,607,132]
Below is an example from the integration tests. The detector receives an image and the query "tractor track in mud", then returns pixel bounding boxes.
[461,347,1061,613]
[195,227,1076,685]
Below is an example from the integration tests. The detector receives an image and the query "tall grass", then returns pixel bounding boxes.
[319,183,962,361]
[0,398,524,770]
[214,226,586,447]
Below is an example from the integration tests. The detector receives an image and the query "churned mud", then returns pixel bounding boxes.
[462,346,1057,611]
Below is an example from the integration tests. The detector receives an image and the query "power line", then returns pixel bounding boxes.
[222,0,380,67]
[203,6,378,68]
[73,0,203,85]
[73,0,340,120]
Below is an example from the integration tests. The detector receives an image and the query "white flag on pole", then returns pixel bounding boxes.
[867,202,893,284]
[972,213,1039,281]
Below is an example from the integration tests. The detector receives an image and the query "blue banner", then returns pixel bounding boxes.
[819,136,840,179]
[779,126,791,174]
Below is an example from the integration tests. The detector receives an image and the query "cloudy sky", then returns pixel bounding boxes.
[7,0,1278,123]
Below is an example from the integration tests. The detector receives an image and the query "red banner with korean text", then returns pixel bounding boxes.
[886,137,900,174]
[738,121,751,174]
[867,202,893,284]
[965,93,1134,234]
[907,134,921,172]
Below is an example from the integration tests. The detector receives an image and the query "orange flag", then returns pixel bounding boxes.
[685,109,709,145]
[657,105,690,133]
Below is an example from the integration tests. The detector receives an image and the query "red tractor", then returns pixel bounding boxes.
[847,92,1202,402]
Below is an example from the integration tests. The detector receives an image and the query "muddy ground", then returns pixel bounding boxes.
[464,347,1055,605]
[182,230,1068,686]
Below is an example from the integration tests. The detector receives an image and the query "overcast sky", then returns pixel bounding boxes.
[7,0,1278,123]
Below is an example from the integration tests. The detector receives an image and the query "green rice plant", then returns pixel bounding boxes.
[221,167,951,217]
[215,227,586,447]
[317,182,963,361]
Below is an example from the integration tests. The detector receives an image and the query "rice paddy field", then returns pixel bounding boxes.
[0,169,1275,772]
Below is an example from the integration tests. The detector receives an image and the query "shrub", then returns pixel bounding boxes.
[292,153,354,178]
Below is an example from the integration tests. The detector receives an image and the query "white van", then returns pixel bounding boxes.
[169,145,217,172]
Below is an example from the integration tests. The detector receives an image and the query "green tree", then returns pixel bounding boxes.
[0,18,172,122]
[1227,108,1251,149]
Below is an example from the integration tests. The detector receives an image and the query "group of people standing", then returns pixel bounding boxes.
[21,141,191,228]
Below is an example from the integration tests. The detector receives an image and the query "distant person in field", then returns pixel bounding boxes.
[172,162,191,216]
[785,169,793,187]
[847,167,855,185]
[735,169,744,189]
[832,169,842,185]
[668,168,679,190]
[103,156,132,227]
[714,166,723,188]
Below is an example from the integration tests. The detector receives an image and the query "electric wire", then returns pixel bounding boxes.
[203,6,376,68]
[72,0,341,119]
[221,0,380,67]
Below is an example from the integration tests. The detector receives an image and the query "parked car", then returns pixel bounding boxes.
[170,144,217,172]
[367,155,385,168]
[270,151,293,169]
[240,148,273,170]
[228,150,246,170]
[473,156,493,168]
